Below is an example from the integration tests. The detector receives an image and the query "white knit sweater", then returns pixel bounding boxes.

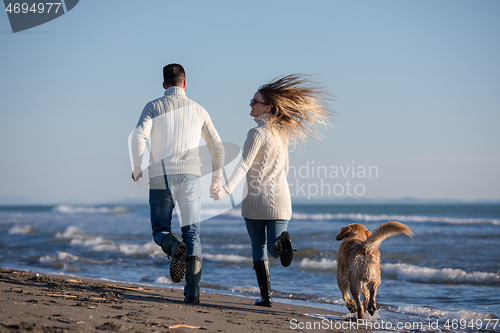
[131,86,224,178]
[224,114,292,220]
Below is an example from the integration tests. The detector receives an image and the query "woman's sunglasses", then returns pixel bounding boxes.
[250,99,268,106]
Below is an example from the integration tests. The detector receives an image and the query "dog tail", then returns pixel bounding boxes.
[364,221,414,253]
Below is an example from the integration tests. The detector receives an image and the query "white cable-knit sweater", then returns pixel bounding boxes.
[224,114,292,220]
[131,86,224,178]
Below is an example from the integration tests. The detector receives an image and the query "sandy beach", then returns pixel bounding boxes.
[0,268,373,333]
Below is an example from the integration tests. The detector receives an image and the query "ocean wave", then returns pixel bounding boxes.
[299,258,337,270]
[201,208,242,218]
[154,275,175,285]
[230,286,260,294]
[197,283,261,297]
[204,244,248,250]
[391,305,499,321]
[52,205,128,214]
[382,263,500,286]
[70,236,116,251]
[118,242,159,256]
[40,251,106,266]
[55,226,163,256]
[56,226,89,239]
[222,244,248,249]
[307,307,499,333]
[203,253,251,263]
[273,292,345,305]
[298,258,500,286]
[291,212,500,225]
[8,225,36,235]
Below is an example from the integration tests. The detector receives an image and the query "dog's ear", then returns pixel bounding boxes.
[336,226,350,241]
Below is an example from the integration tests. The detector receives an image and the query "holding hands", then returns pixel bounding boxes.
[210,176,227,201]
[132,172,227,201]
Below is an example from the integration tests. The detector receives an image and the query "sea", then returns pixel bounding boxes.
[1,203,499,332]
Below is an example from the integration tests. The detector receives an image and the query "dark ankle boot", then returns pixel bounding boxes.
[272,231,293,267]
[253,260,272,307]
[161,233,187,283]
[184,256,202,304]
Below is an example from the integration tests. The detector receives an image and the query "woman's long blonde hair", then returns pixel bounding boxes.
[258,74,334,149]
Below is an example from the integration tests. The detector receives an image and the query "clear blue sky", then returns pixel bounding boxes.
[1,0,499,204]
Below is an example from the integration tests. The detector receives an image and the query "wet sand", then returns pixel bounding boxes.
[0,268,374,332]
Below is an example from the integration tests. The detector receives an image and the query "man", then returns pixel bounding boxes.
[130,64,224,304]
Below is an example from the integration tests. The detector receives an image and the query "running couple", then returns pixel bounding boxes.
[130,64,332,306]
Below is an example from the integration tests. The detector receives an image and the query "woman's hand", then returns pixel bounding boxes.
[210,184,227,201]
[131,166,143,182]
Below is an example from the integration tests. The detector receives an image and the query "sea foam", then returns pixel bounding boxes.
[40,251,105,266]
[154,275,174,285]
[55,226,163,256]
[382,263,500,286]
[299,258,337,270]
[230,286,260,294]
[298,258,500,286]
[203,253,251,263]
[52,205,128,214]
[291,212,500,225]
[8,225,36,235]
[392,305,498,321]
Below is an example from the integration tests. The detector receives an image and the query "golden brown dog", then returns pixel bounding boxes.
[336,221,414,319]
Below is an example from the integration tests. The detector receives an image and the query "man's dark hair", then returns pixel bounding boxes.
[163,64,186,87]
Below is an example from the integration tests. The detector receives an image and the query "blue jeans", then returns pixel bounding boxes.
[149,174,202,259]
[244,218,289,261]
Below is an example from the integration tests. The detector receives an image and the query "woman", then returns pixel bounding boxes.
[213,74,333,307]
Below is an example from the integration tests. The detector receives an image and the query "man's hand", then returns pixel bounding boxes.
[210,176,222,194]
[210,176,226,201]
[210,185,227,201]
[131,166,143,182]
[210,176,222,200]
